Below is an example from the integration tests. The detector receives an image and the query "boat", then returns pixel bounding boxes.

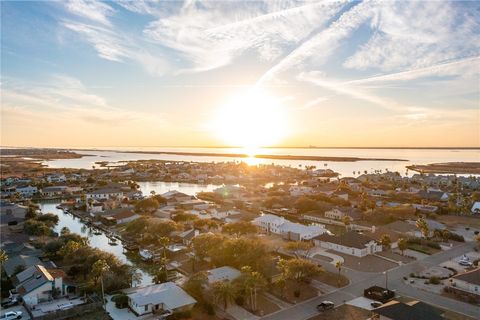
[124,243,139,251]
[108,238,118,246]
[139,249,153,261]
[93,230,102,236]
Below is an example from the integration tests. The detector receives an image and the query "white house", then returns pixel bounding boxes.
[46,174,66,183]
[289,185,314,197]
[86,188,123,200]
[42,186,68,197]
[15,265,65,307]
[206,266,241,284]
[449,268,480,295]
[111,210,140,224]
[253,213,329,240]
[314,231,382,257]
[15,185,38,197]
[128,282,196,316]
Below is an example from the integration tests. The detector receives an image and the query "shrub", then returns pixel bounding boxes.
[112,293,128,309]
[234,295,244,306]
[203,302,215,315]
[294,290,300,298]
[171,310,192,319]
[429,276,441,285]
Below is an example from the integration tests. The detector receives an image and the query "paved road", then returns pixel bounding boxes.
[262,242,480,320]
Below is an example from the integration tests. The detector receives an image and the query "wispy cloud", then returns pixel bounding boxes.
[64,0,115,26]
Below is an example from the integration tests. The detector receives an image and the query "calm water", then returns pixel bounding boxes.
[44,147,479,177]
[38,201,153,286]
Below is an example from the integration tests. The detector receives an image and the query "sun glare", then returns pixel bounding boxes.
[211,88,290,154]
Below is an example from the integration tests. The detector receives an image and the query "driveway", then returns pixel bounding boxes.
[308,247,344,265]
[0,305,30,320]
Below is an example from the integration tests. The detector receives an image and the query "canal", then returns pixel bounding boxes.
[36,181,219,286]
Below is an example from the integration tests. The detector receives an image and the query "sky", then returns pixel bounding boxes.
[1,0,479,148]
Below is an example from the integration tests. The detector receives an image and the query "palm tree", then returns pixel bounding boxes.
[158,237,170,271]
[415,217,429,238]
[92,259,109,310]
[335,261,343,287]
[0,249,8,267]
[274,276,287,298]
[342,215,352,231]
[240,266,266,311]
[398,238,407,256]
[380,234,392,250]
[212,281,236,311]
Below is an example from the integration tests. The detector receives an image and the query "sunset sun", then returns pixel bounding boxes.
[211,88,290,153]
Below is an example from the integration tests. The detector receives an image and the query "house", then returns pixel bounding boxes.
[365,226,401,249]
[42,186,68,197]
[86,188,124,200]
[175,229,199,246]
[0,201,28,219]
[289,185,314,197]
[15,265,65,307]
[253,213,330,240]
[314,231,382,257]
[45,174,66,183]
[214,185,244,198]
[15,185,38,197]
[127,282,196,316]
[471,201,480,214]
[371,300,443,320]
[383,221,418,237]
[324,207,361,221]
[417,190,449,202]
[449,267,480,295]
[111,210,140,224]
[206,266,241,284]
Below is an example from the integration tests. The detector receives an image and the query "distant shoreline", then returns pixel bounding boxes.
[113,150,408,162]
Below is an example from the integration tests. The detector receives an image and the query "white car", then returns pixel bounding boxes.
[459,260,473,267]
[0,311,22,320]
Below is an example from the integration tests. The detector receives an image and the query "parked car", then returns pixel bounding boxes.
[459,260,473,267]
[0,311,22,320]
[317,301,334,311]
[1,297,19,308]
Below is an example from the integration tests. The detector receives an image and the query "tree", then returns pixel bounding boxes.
[295,197,318,213]
[183,272,208,302]
[153,268,168,284]
[335,261,343,287]
[342,215,352,231]
[240,266,267,311]
[222,221,257,237]
[398,238,407,256]
[0,249,8,266]
[134,197,160,213]
[277,258,322,285]
[91,259,109,309]
[416,217,429,238]
[192,233,224,262]
[212,281,235,311]
[284,241,313,258]
[274,276,287,298]
[193,219,219,231]
[380,234,392,250]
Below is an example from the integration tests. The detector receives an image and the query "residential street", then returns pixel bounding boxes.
[262,242,480,320]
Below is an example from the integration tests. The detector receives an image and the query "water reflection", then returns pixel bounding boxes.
[37,201,153,286]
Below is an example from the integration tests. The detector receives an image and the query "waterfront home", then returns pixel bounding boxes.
[253,213,329,240]
[127,282,196,316]
[86,188,124,200]
[417,190,449,202]
[15,185,38,197]
[214,185,244,198]
[314,231,382,257]
[206,266,241,284]
[289,185,314,197]
[15,265,66,307]
[42,186,68,197]
[111,210,140,224]
[449,268,480,296]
